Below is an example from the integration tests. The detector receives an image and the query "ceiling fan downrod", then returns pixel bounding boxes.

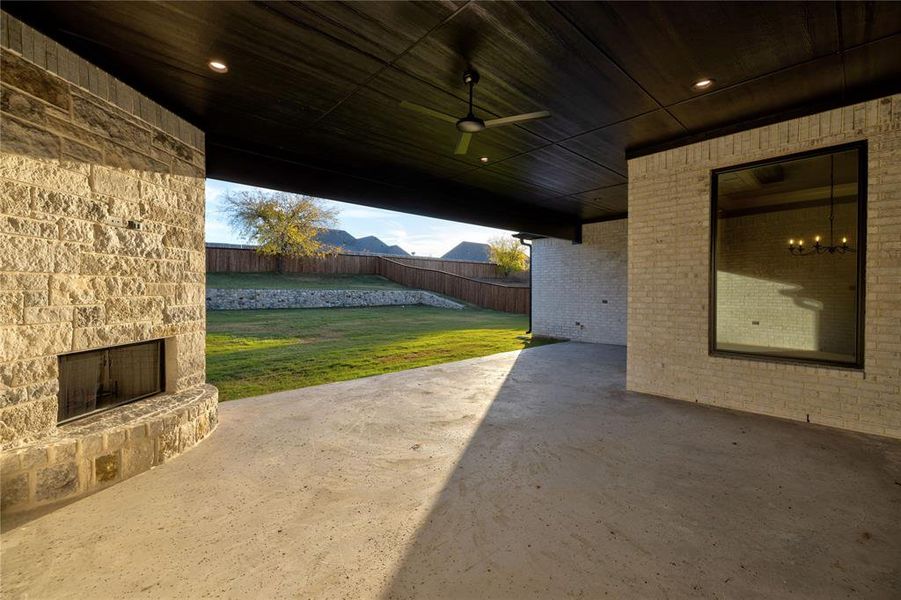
[457,69,485,133]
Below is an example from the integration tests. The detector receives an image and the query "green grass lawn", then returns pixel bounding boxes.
[207,306,555,401]
[206,272,405,290]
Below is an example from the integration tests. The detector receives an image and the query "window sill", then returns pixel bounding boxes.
[709,349,864,372]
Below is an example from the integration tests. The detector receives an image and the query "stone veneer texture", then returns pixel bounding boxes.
[0,10,210,448]
[206,288,464,311]
[627,95,901,439]
[531,219,627,345]
[1,384,218,515]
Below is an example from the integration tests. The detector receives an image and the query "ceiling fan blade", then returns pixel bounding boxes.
[454,132,473,155]
[484,110,551,128]
[399,100,458,124]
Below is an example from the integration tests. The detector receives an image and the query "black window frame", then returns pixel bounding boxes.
[708,140,867,370]
[57,339,166,425]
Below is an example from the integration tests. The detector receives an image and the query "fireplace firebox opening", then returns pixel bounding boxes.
[57,339,165,424]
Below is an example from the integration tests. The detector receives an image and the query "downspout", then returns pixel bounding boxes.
[518,237,533,334]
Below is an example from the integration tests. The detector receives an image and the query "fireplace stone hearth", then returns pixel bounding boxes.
[1,385,217,515]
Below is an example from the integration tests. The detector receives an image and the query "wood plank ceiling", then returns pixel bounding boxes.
[5,1,900,238]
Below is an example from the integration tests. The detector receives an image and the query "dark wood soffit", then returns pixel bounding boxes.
[582,212,627,225]
[4,1,900,234]
[627,78,901,159]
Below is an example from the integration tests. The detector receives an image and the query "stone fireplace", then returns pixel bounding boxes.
[0,12,217,515]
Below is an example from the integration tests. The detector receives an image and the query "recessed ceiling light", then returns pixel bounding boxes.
[480,156,489,163]
[208,60,228,73]
[692,78,714,90]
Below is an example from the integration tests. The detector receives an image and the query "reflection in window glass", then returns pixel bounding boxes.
[712,145,864,366]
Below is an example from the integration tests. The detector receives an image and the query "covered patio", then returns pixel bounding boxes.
[4,343,899,599]
[2,4,901,598]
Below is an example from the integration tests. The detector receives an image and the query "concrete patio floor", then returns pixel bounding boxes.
[2,342,900,599]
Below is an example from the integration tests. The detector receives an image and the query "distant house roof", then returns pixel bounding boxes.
[316,229,409,256]
[352,235,392,254]
[442,241,491,262]
[206,229,409,257]
[316,229,358,249]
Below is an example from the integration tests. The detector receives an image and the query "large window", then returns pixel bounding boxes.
[710,143,866,367]
[58,340,164,423]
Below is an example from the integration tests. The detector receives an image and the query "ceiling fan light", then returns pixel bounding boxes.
[208,60,228,73]
[456,116,485,133]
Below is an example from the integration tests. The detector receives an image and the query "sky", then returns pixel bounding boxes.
[205,179,517,258]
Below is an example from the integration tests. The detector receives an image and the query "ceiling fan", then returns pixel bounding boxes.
[400,69,551,156]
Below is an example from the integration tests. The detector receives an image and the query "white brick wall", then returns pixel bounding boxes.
[627,95,901,439]
[532,219,627,345]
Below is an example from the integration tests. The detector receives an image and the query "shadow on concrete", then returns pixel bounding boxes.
[380,343,901,599]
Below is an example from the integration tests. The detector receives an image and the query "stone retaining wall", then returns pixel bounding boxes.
[1,384,218,515]
[206,288,464,310]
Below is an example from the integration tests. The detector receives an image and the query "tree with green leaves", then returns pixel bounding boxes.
[488,236,529,277]
[222,190,339,272]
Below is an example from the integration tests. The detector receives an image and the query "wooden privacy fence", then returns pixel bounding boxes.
[206,246,504,278]
[390,257,502,279]
[205,245,529,314]
[206,246,381,274]
[376,258,529,314]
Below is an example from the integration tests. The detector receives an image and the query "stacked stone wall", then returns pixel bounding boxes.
[1,12,217,513]
[1,12,207,447]
[206,288,464,310]
[1,384,217,515]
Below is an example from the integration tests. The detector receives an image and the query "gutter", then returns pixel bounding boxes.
[513,233,544,335]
